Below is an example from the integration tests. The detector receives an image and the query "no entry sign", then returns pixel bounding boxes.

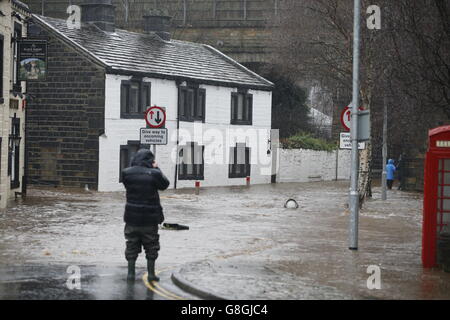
[145,106,166,128]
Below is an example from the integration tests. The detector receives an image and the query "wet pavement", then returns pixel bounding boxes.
[0,181,449,299]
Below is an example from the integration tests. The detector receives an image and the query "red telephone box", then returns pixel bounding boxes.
[423,125,450,268]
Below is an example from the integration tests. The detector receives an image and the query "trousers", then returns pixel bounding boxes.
[124,224,160,261]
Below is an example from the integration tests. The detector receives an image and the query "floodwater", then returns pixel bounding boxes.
[0,181,449,299]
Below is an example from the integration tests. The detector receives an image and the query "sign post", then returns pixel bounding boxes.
[349,0,362,251]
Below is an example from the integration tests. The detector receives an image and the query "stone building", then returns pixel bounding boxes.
[0,0,30,208]
[26,0,274,191]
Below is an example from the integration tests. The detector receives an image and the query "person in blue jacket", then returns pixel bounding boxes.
[386,159,396,189]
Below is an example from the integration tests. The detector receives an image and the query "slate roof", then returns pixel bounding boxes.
[12,0,30,12]
[32,15,274,90]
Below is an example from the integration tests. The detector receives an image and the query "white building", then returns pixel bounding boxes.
[0,0,30,208]
[100,75,274,191]
[27,2,274,192]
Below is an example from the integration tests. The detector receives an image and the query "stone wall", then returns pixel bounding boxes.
[26,29,105,189]
[24,0,277,63]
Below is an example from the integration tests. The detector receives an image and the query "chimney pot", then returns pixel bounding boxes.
[143,9,172,41]
[81,0,116,32]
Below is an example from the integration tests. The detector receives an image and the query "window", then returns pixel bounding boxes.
[12,23,22,92]
[9,116,21,189]
[0,34,4,104]
[119,140,140,182]
[231,91,253,125]
[178,86,206,122]
[229,143,251,178]
[120,79,151,118]
[178,142,204,180]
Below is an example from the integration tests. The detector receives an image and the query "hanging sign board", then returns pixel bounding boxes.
[18,40,47,81]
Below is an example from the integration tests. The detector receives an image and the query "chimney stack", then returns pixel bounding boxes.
[81,0,116,32]
[143,9,172,41]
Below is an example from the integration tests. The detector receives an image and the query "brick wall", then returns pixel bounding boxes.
[26,31,105,189]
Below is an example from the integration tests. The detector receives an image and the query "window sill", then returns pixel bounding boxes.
[179,118,205,123]
[230,121,252,126]
[178,176,204,181]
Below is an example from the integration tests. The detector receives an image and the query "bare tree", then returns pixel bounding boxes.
[119,0,130,24]
[270,0,449,202]
[271,0,387,203]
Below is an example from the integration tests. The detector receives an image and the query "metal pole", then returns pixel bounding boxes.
[335,147,339,181]
[381,96,387,200]
[349,0,361,250]
[243,0,247,20]
[183,0,187,26]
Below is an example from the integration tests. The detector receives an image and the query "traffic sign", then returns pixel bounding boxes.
[145,106,166,128]
[339,132,365,150]
[140,128,168,145]
[340,104,365,132]
[340,106,351,131]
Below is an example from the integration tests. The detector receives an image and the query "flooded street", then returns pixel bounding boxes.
[0,181,449,299]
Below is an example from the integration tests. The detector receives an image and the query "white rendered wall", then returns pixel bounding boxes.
[277,148,351,183]
[98,74,273,192]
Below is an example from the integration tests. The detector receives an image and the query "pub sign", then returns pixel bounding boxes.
[18,40,47,81]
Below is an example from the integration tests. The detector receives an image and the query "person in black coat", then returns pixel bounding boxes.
[121,149,170,282]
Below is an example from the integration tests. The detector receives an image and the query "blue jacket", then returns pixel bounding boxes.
[386,159,396,180]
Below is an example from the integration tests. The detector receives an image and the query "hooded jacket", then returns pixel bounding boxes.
[386,159,396,180]
[121,149,170,226]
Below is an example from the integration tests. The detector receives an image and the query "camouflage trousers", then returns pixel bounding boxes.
[124,224,160,261]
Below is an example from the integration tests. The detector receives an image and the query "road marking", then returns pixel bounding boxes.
[142,270,186,300]
[153,280,186,300]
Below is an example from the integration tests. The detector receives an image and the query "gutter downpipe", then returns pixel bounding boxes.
[174,83,181,189]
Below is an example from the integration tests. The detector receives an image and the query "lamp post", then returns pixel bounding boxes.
[349,0,362,250]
